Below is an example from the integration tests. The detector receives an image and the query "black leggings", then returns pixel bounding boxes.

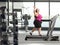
[34,20,42,28]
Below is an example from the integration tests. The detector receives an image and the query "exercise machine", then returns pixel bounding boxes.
[25,14,59,41]
[22,14,31,32]
[0,6,9,45]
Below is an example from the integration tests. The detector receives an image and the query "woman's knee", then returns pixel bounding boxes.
[37,28,40,30]
[37,28,41,30]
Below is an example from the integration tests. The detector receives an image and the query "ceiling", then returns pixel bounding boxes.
[0,0,60,2]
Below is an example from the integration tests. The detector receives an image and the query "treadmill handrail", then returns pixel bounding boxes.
[42,19,51,22]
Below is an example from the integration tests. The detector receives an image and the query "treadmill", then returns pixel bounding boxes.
[25,15,59,41]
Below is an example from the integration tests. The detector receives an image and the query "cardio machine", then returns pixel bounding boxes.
[25,15,59,41]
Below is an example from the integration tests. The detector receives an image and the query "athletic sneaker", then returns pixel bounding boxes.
[30,32,32,35]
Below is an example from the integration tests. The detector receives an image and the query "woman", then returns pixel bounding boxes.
[30,7,42,36]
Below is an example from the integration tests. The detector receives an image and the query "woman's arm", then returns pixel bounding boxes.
[33,6,39,17]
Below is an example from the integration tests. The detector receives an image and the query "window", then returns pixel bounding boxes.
[50,2,60,27]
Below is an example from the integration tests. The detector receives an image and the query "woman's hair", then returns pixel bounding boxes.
[35,8,39,13]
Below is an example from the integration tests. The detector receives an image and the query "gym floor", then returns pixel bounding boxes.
[8,30,60,45]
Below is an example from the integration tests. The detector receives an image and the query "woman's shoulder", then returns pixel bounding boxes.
[39,14,42,17]
[38,13,41,15]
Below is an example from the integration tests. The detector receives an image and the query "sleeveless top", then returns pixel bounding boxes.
[35,14,42,22]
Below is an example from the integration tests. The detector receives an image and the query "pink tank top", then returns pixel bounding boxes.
[35,14,42,21]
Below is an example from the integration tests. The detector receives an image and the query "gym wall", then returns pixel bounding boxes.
[0,2,6,7]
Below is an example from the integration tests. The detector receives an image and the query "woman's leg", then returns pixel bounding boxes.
[30,27,36,35]
[37,28,42,35]
[32,28,36,32]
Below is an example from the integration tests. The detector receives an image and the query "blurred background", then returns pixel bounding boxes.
[0,0,60,45]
